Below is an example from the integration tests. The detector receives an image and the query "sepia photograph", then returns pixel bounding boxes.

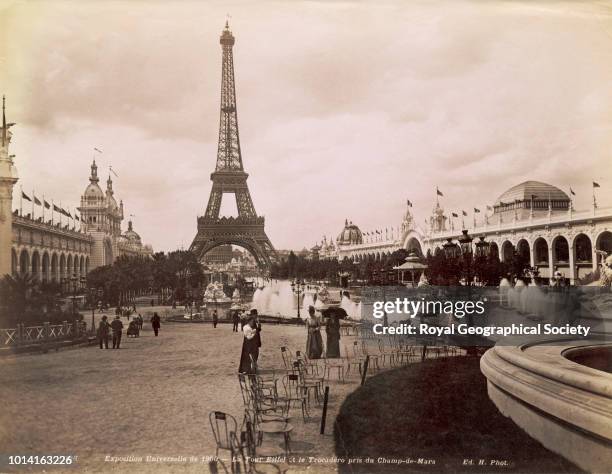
[0,1,611,473]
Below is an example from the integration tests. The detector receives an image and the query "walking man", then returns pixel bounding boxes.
[98,315,110,349]
[151,312,161,336]
[212,310,218,328]
[232,311,240,332]
[110,315,124,349]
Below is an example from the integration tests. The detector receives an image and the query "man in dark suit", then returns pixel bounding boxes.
[232,311,240,332]
[151,312,161,336]
[110,315,124,349]
[250,309,262,363]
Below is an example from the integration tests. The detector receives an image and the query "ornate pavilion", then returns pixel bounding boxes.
[329,181,612,284]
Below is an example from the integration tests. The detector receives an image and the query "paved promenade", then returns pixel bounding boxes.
[0,320,361,473]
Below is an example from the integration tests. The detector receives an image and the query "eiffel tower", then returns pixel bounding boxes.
[190,22,277,268]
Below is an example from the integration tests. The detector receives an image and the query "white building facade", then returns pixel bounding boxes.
[334,181,612,284]
[0,98,153,284]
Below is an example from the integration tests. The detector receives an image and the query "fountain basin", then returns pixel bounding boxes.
[481,339,612,472]
[563,345,612,374]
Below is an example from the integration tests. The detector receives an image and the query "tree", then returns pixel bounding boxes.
[0,274,72,326]
[0,273,34,322]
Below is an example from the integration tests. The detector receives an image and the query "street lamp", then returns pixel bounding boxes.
[70,273,78,315]
[88,287,98,332]
[459,229,473,279]
[459,230,474,294]
[291,279,305,319]
[442,238,457,259]
[475,236,490,258]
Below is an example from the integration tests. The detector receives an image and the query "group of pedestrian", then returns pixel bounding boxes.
[97,311,162,348]
[97,315,125,349]
[305,305,341,359]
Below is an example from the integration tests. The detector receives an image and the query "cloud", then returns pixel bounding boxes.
[2,0,612,251]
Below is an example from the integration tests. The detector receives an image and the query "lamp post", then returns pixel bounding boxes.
[474,236,490,287]
[89,287,97,332]
[459,230,474,286]
[475,236,490,258]
[70,273,78,315]
[442,238,457,259]
[291,279,305,319]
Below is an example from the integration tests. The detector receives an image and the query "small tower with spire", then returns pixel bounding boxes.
[0,95,19,277]
[90,160,99,184]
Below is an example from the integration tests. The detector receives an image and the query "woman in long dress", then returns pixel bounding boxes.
[238,316,259,373]
[325,314,341,358]
[305,306,323,359]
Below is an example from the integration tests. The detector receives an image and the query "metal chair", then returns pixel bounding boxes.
[281,373,309,421]
[360,340,380,371]
[377,338,395,367]
[323,354,346,382]
[209,411,240,460]
[243,408,293,457]
[346,342,365,376]
[292,360,322,406]
[280,346,294,370]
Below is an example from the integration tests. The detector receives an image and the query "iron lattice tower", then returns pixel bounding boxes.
[190,22,277,268]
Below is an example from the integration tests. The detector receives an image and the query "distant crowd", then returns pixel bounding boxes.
[97,310,161,349]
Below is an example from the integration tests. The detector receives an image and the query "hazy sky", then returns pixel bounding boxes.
[1,0,612,251]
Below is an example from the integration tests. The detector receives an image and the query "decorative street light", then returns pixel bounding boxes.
[458,229,473,256]
[291,279,305,319]
[442,238,457,259]
[70,273,78,315]
[475,236,490,258]
[459,229,474,294]
[88,286,102,333]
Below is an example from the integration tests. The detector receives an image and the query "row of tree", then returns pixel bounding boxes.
[0,250,208,326]
[85,251,205,305]
[270,248,532,286]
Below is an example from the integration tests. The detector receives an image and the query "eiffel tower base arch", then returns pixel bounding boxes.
[190,217,276,270]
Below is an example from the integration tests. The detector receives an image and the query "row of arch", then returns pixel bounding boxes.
[11,247,90,284]
[430,230,612,281]
[343,231,612,282]
[347,237,424,263]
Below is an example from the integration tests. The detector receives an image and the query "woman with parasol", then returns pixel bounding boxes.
[305,306,323,359]
[321,306,346,358]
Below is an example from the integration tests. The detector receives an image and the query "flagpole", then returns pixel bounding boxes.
[51,199,54,225]
[31,189,35,220]
[20,185,23,216]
